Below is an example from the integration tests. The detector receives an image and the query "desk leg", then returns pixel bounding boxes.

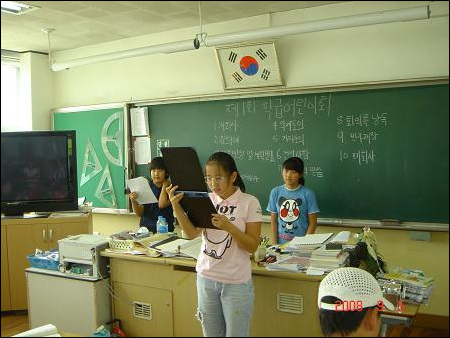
[380,314,412,337]
[380,323,388,337]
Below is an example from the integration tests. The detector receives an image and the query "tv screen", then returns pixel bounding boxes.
[1,130,78,216]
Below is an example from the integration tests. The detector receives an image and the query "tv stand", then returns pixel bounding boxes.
[1,213,48,220]
[1,213,93,311]
[33,212,52,218]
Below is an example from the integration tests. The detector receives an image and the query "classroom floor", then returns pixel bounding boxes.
[1,311,28,337]
[1,311,448,337]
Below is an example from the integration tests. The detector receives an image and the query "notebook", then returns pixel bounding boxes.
[179,237,203,259]
[155,237,203,259]
[287,233,334,249]
[161,147,217,229]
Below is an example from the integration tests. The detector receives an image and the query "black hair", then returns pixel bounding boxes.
[282,157,305,185]
[149,156,169,178]
[206,152,245,193]
[319,296,376,336]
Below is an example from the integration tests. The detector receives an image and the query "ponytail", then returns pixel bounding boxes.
[234,172,246,193]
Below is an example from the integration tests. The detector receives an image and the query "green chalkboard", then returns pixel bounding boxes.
[53,105,127,210]
[144,84,449,223]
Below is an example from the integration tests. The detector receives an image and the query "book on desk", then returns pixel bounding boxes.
[153,237,202,259]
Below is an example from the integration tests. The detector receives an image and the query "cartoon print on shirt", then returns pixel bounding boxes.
[203,204,236,259]
[278,197,302,234]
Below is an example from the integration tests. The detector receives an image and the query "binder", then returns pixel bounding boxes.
[153,237,202,259]
[161,147,217,229]
[287,233,334,249]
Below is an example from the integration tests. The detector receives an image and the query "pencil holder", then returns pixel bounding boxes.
[254,245,267,262]
[109,238,135,250]
[382,281,404,310]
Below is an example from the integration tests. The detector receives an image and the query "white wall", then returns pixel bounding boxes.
[49,1,448,108]
[30,53,54,130]
[18,54,32,130]
[19,53,54,130]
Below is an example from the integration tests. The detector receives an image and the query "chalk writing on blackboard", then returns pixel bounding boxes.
[148,84,449,222]
[156,139,169,157]
[337,112,389,166]
[215,94,332,178]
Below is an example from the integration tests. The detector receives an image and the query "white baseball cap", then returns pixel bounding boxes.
[318,267,395,311]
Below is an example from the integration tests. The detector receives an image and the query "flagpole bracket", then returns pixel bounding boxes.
[194,37,200,49]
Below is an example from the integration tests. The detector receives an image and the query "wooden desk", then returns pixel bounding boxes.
[380,303,420,337]
[102,251,324,337]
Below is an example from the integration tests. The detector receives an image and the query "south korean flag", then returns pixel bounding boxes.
[216,42,283,90]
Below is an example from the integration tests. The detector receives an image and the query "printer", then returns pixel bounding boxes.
[58,234,110,280]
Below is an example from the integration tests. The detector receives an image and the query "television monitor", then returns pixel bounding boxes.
[1,130,78,217]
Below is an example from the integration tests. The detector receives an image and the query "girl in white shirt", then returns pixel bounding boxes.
[166,152,262,337]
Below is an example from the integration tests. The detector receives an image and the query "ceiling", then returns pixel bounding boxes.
[1,1,347,53]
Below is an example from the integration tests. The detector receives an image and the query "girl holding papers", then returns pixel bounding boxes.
[129,157,174,233]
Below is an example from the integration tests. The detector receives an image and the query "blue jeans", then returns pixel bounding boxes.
[196,275,254,337]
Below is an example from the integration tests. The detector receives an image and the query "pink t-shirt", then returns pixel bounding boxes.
[196,188,262,284]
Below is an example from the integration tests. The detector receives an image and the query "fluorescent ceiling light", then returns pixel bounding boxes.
[51,6,430,72]
[1,1,39,15]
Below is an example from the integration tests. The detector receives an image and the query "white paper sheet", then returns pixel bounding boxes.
[12,324,58,337]
[130,107,149,136]
[126,177,158,204]
[330,231,351,243]
[306,266,326,275]
[134,137,151,164]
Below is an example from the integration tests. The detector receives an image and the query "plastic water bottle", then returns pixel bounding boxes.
[156,216,168,234]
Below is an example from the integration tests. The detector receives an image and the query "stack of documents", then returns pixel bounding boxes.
[309,245,349,270]
[266,255,310,272]
[378,267,434,304]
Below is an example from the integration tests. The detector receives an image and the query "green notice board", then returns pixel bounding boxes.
[145,84,449,223]
[53,105,127,210]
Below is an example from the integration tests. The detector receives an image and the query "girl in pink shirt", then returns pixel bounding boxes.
[167,152,262,337]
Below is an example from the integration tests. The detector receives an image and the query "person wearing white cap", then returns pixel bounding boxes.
[318,267,394,337]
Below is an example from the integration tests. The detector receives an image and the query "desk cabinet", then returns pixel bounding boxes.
[1,224,11,311]
[105,254,323,337]
[251,274,322,336]
[1,214,92,310]
[113,282,173,337]
[110,259,200,337]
